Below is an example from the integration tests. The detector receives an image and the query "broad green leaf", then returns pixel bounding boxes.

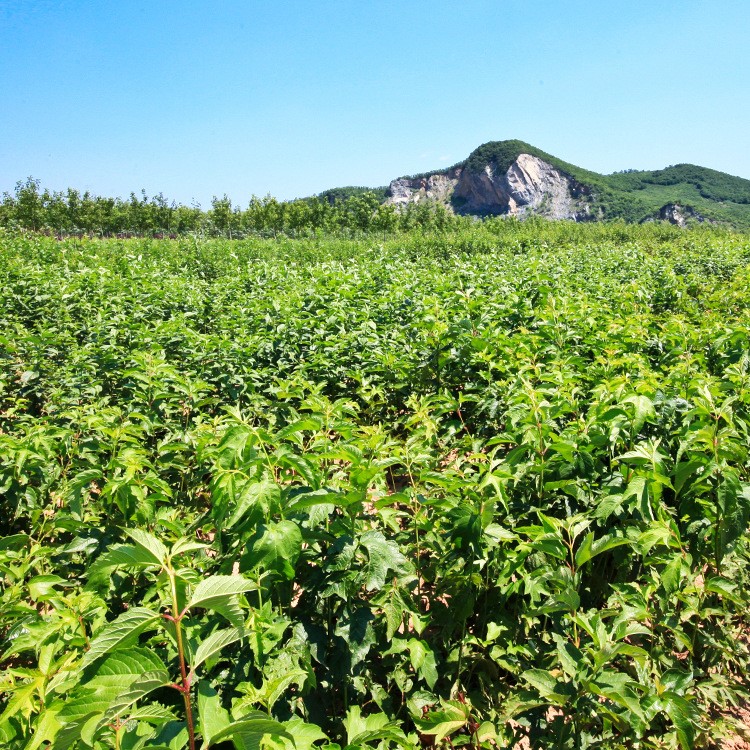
[86,647,168,689]
[124,528,169,566]
[246,670,308,711]
[704,576,739,600]
[334,607,375,669]
[187,575,257,612]
[521,669,572,704]
[662,555,683,595]
[552,634,583,680]
[82,607,161,667]
[87,543,165,585]
[197,682,230,747]
[224,478,281,530]
[191,627,244,673]
[575,532,630,568]
[170,538,209,557]
[127,704,177,723]
[23,703,62,750]
[274,448,321,489]
[56,694,111,728]
[242,521,302,580]
[28,575,68,601]
[344,706,409,747]
[208,713,291,747]
[359,530,409,591]
[414,703,468,745]
[623,394,654,435]
[52,709,104,750]
[407,639,438,689]
[0,672,45,725]
[271,717,328,750]
[103,668,171,721]
[663,692,700,750]
[149,720,189,750]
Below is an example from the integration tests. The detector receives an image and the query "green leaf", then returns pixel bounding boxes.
[704,575,739,600]
[127,704,177,723]
[242,521,302,580]
[86,647,169,689]
[191,627,244,674]
[0,673,45,726]
[224,478,281,530]
[170,538,210,557]
[521,669,572,704]
[149,720,189,750]
[623,394,654,435]
[23,703,62,750]
[187,575,257,612]
[553,634,583,680]
[662,555,683,595]
[208,713,291,747]
[408,639,438,689]
[103,669,171,721]
[274,717,328,750]
[575,532,630,568]
[197,682,230,747]
[87,543,165,585]
[663,692,700,750]
[334,607,375,669]
[82,607,161,667]
[716,476,750,565]
[274,448,321,489]
[359,530,409,591]
[124,528,169,566]
[414,702,468,745]
[254,670,308,711]
[27,575,68,601]
[344,706,409,747]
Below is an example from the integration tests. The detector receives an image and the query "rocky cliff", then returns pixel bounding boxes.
[386,152,593,220]
[453,153,592,219]
[386,166,463,206]
[657,203,712,227]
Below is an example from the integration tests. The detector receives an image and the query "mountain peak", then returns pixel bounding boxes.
[376,141,750,228]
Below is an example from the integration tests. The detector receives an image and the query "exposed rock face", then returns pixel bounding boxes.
[386,154,592,220]
[454,154,591,219]
[658,203,709,226]
[387,166,462,206]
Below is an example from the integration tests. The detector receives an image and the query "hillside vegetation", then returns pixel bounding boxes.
[4,141,750,235]
[402,140,750,228]
[2,221,750,749]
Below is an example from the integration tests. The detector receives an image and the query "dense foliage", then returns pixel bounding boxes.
[317,187,390,205]
[5,143,750,238]
[2,221,750,749]
[0,180,432,239]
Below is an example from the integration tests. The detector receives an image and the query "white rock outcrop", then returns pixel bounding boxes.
[454,153,591,219]
[657,203,710,226]
[386,153,592,221]
[387,167,462,206]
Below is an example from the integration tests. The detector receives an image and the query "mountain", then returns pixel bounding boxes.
[323,140,750,229]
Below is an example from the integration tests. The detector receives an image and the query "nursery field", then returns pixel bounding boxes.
[3,221,750,749]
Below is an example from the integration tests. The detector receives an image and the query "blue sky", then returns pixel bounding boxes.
[1,0,748,206]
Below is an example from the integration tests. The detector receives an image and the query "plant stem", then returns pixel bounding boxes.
[170,569,196,750]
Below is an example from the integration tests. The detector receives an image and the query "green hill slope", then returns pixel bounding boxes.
[324,140,750,229]
[456,140,750,228]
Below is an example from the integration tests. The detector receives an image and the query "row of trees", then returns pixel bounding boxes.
[0,178,462,237]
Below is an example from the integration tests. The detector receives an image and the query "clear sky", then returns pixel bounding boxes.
[1,0,748,206]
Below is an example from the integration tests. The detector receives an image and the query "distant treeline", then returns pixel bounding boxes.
[0,177,460,237]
